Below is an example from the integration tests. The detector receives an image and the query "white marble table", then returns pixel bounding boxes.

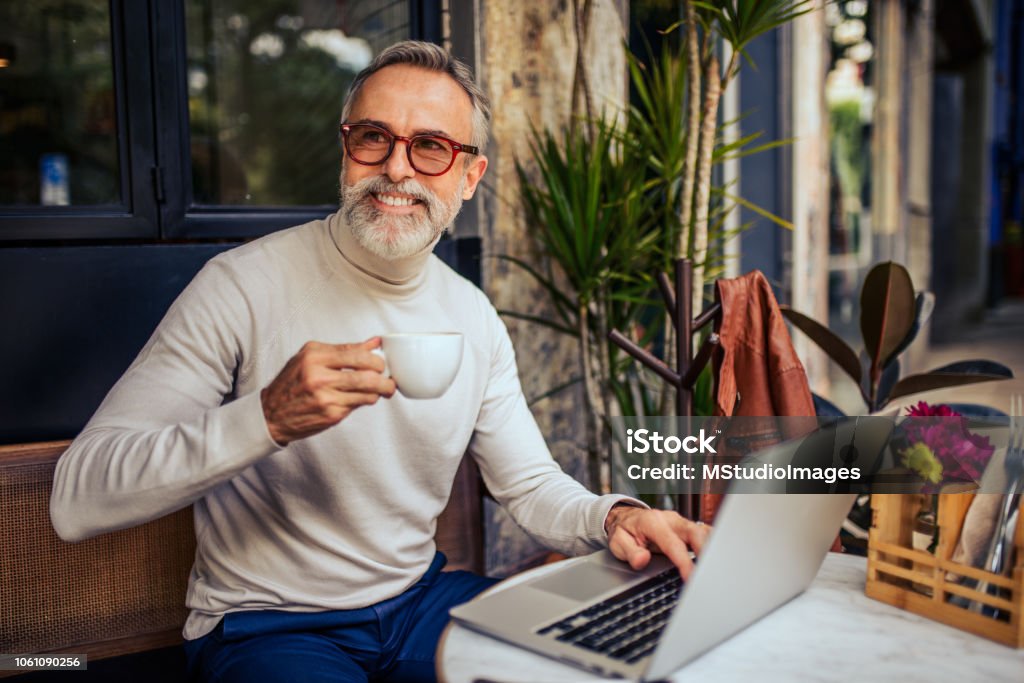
[438,553,1024,682]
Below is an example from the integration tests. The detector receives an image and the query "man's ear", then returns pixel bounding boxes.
[461,155,488,200]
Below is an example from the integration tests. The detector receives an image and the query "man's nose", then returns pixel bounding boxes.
[382,141,416,183]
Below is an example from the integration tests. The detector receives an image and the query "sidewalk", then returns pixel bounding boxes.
[918,298,1024,412]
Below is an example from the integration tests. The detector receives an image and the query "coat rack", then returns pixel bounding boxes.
[608,258,721,521]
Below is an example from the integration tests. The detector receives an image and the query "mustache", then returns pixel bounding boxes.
[342,176,440,214]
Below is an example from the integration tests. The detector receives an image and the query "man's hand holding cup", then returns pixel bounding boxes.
[261,337,396,446]
[261,332,464,446]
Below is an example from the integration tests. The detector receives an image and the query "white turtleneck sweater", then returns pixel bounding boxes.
[50,212,633,640]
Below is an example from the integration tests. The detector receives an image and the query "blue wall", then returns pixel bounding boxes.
[737,28,788,291]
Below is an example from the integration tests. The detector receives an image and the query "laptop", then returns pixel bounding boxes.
[450,419,891,680]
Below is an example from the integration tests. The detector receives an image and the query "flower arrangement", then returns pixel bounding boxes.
[898,402,995,490]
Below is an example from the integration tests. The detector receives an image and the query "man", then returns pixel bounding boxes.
[50,41,707,682]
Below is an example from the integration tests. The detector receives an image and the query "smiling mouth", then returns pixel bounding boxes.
[373,192,423,208]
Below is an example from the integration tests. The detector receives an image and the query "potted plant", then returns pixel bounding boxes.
[503,4,811,493]
[780,261,1013,415]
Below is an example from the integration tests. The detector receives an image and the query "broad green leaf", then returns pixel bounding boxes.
[781,306,862,386]
[860,262,916,379]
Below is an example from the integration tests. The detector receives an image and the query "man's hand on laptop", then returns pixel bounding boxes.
[604,505,710,579]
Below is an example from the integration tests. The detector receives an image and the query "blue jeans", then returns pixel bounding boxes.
[183,553,497,683]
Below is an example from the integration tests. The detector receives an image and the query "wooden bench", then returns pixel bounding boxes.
[0,441,483,680]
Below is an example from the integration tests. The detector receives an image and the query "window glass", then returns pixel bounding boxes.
[185,0,411,207]
[0,2,120,206]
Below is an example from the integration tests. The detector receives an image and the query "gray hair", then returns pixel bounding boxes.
[341,41,491,153]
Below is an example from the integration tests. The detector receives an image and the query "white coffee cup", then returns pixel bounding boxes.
[376,332,464,399]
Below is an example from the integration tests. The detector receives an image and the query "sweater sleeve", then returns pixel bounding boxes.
[50,259,281,542]
[467,305,642,556]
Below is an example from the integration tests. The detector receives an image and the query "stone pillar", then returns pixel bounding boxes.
[904,0,935,373]
[873,0,905,263]
[472,0,629,576]
[789,3,831,390]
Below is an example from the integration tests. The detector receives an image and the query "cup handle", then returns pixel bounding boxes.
[371,348,391,378]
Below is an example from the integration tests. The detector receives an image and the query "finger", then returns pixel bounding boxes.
[608,528,652,571]
[330,369,395,397]
[649,517,696,578]
[335,389,385,409]
[327,384,394,417]
[354,336,382,350]
[687,521,711,556]
[293,341,378,371]
[323,345,386,372]
[317,337,380,357]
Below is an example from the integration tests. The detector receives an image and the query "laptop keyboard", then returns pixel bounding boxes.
[535,568,683,664]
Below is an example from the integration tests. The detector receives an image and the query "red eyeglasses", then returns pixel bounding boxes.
[340,122,479,176]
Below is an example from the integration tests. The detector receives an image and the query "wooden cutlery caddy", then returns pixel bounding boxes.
[866,493,1024,647]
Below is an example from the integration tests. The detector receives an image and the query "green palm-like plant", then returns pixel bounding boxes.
[502,5,819,494]
[674,0,813,304]
[505,118,662,491]
[504,27,804,491]
[625,25,796,415]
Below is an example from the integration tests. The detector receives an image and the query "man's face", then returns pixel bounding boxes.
[340,64,488,260]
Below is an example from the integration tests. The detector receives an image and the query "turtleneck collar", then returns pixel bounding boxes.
[327,210,437,291]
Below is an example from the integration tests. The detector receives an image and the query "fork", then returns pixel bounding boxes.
[968,394,1023,616]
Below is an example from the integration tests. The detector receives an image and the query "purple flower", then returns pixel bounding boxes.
[901,403,995,485]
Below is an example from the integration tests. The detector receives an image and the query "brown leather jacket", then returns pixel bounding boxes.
[699,271,818,524]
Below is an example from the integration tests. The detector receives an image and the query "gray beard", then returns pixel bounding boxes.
[339,175,465,260]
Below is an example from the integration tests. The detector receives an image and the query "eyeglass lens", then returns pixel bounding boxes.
[346,125,455,175]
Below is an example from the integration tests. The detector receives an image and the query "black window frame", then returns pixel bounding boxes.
[0,0,443,243]
[0,0,159,241]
